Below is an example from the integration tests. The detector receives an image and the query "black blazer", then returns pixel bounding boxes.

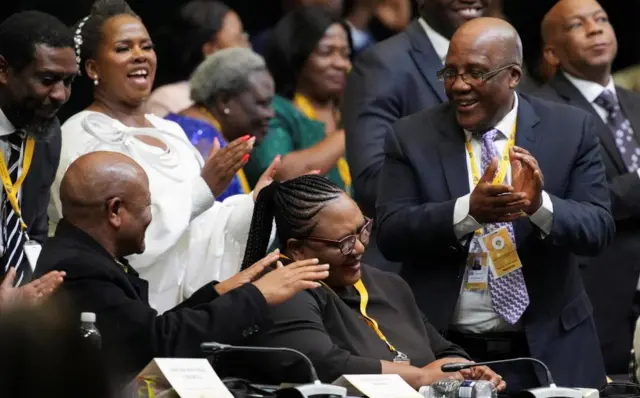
[537,74,640,373]
[343,20,447,219]
[1,120,61,281]
[376,94,614,387]
[34,219,272,384]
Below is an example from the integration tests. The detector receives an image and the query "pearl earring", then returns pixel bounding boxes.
[223,108,230,115]
[93,78,99,86]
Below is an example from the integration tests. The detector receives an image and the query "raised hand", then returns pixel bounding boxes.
[214,249,281,296]
[510,146,544,214]
[469,158,529,224]
[253,155,281,201]
[252,258,329,306]
[201,135,255,197]
[0,268,65,311]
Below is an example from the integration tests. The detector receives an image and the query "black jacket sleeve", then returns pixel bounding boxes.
[61,260,270,379]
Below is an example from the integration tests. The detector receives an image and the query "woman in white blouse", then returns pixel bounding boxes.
[50,0,276,313]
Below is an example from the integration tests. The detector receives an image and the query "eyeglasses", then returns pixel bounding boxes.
[436,63,519,85]
[305,218,373,256]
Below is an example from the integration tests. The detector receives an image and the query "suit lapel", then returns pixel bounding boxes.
[616,88,640,146]
[406,21,447,102]
[551,74,626,172]
[437,106,470,199]
[513,96,541,245]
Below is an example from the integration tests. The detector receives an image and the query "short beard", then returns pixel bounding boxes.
[3,104,57,142]
[22,116,58,142]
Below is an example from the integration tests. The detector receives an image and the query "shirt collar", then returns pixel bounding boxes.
[464,92,519,140]
[563,71,616,103]
[0,107,16,137]
[418,17,449,64]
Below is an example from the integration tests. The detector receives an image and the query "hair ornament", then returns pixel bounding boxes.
[74,15,90,74]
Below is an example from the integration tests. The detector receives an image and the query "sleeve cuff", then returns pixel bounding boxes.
[453,194,482,239]
[191,176,216,221]
[529,191,554,237]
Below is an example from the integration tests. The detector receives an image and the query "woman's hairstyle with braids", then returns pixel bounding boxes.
[73,0,139,76]
[240,175,343,270]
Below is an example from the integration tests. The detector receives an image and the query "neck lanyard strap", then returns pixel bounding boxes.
[465,119,517,188]
[353,279,399,354]
[0,136,35,230]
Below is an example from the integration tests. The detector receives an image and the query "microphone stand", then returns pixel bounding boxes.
[202,342,346,398]
[441,358,583,398]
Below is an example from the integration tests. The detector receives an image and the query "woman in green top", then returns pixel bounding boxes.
[243,5,352,193]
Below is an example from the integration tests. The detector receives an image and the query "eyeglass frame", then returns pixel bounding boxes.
[305,217,373,256]
[436,62,520,85]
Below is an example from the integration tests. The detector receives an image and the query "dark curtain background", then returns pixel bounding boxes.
[2,0,639,121]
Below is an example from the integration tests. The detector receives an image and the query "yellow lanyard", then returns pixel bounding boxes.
[199,107,251,194]
[0,136,35,230]
[465,120,517,187]
[279,254,406,361]
[352,279,400,354]
[293,94,352,192]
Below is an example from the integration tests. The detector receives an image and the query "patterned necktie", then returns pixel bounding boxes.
[594,89,640,172]
[468,129,530,324]
[0,132,28,285]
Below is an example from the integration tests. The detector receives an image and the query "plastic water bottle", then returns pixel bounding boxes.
[457,380,497,398]
[419,380,496,398]
[80,312,102,350]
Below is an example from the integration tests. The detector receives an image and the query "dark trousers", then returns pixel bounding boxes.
[447,331,540,394]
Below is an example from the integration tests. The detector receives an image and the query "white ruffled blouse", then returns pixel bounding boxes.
[49,111,257,313]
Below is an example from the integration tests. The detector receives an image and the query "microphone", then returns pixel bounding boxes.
[441,357,583,398]
[201,342,346,398]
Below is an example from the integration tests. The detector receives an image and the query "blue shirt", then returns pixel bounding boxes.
[165,113,244,202]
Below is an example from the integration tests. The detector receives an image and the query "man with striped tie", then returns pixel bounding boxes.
[536,0,640,376]
[376,17,613,392]
[0,11,77,287]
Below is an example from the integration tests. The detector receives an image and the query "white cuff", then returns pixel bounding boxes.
[454,193,483,239]
[529,190,554,237]
[191,176,216,221]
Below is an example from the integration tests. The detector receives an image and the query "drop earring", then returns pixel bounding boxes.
[93,78,99,86]
[223,108,230,115]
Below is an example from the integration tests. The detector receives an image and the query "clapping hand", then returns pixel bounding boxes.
[510,147,544,214]
[0,268,65,312]
[201,135,255,197]
[469,158,530,224]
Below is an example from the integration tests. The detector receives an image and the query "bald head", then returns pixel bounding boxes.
[60,151,148,220]
[60,151,151,257]
[444,17,523,133]
[449,17,523,66]
[541,0,616,85]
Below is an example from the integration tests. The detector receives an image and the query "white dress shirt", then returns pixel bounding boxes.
[418,18,449,64]
[450,93,554,333]
[0,108,24,254]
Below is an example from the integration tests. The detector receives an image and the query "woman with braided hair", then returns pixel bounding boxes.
[48,0,278,313]
[235,174,506,391]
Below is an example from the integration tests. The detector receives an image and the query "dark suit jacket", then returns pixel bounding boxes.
[34,219,272,384]
[376,94,614,387]
[1,120,61,282]
[343,20,446,219]
[537,74,640,373]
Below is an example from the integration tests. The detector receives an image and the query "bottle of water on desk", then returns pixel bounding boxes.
[420,380,496,398]
[80,312,102,350]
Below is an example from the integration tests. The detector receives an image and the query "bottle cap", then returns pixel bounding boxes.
[81,312,96,323]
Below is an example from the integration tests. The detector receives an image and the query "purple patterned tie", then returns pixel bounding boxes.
[594,89,640,172]
[468,129,530,324]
